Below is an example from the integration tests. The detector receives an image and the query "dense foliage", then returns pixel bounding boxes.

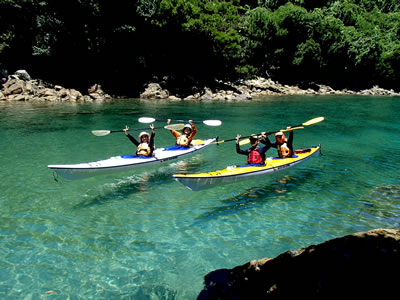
[1,0,399,94]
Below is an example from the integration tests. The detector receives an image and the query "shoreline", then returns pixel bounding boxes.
[1,70,399,103]
[140,77,400,101]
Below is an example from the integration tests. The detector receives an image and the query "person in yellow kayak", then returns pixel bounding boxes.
[261,129,294,158]
[123,124,156,156]
[167,119,197,147]
[236,134,270,165]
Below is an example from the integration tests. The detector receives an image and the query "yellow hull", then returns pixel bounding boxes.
[173,145,321,190]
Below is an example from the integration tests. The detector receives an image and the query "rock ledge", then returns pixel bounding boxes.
[0,70,111,102]
[198,228,400,299]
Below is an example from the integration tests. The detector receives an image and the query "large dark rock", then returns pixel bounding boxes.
[198,229,400,299]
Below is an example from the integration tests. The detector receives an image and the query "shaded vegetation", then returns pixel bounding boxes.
[1,0,399,95]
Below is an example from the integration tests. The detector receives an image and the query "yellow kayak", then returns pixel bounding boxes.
[173,145,321,190]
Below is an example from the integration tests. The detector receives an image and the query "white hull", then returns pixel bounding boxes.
[48,138,215,180]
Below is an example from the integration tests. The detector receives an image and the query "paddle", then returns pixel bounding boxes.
[238,126,305,145]
[215,116,324,145]
[138,117,222,127]
[91,124,185,136]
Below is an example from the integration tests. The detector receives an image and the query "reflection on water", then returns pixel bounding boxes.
[195,168,320,222]
[75,172,172,208]
[74,159,207,208]
[359,185,400,226]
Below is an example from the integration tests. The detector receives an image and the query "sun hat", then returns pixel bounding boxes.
[139,132,150,139]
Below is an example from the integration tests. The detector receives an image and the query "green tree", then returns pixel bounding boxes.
[153,0,242,81]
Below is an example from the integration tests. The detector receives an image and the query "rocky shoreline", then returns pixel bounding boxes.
[140,77,400,100]
[1,70,399,103]
[0,70,112,103]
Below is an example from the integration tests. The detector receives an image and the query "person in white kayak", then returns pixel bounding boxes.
[123,124,156,156]
[167,119,197,147]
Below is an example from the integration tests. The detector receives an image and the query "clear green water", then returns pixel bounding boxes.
[1,96,399,299]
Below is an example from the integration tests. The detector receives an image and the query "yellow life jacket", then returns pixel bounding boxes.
[277,143,292,158]
[136,143,151,156]
[177,135,189,147]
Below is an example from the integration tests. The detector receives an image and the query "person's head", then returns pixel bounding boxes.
[275,132,287,144]
[249,134,259,146]
[139,132,150,142]
[183,124,192,135]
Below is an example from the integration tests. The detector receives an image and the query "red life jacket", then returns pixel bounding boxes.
[248,148,263,164]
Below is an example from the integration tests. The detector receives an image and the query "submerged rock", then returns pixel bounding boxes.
[198,228,400,299]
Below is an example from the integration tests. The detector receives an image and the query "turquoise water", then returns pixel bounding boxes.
[1,96,399,299]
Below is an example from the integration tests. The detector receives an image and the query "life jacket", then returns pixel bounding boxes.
[136,143,151,156]
[248,148,263,164]
[177,134,190,147]
[277,143,292,158]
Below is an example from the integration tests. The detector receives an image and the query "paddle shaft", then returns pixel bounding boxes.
[215,131,278,144]
[157,119,205,124]
[215,116,324,144]
[118,126,164,133]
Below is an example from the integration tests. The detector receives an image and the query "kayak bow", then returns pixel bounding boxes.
[173,145,321,191]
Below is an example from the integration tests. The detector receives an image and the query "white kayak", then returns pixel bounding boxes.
[48,138,216,180]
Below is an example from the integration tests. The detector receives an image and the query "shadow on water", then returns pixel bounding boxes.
[99,284,177,300]
[194,168,322,222]
[73,160,206,208]
[73,171,174,209]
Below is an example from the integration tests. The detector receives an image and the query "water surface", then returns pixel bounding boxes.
[0,96,399,299]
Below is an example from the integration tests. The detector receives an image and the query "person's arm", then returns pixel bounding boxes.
[261,137,277,148]
[127,134,139,146]
[124,125,140,146]
[170,129,180,139]
[236,134,248,156]
[167,119,180,138]
[187,120,197,143]
[260,143,271,155]
[149,124,156,153]
[260,132,272,146]
[287,129,294,152]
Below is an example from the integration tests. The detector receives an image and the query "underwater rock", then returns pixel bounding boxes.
[198,228,400,299]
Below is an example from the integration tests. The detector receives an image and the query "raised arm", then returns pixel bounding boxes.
[235,134,248,156]
[124,125,140,146]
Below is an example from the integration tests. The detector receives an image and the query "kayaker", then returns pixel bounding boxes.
[236,134,270,165]
[167,119,197,147]
[261,129,294,158]
[123,124,155,156]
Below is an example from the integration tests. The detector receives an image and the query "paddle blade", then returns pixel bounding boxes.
[239,138,250,146]
[164,123,185,130]
[91,130,111,136]
[281,126,304,132]
[302,116,324,126]
[203,120,222,126]
[191,139,205,145]
[138,117,156,123]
